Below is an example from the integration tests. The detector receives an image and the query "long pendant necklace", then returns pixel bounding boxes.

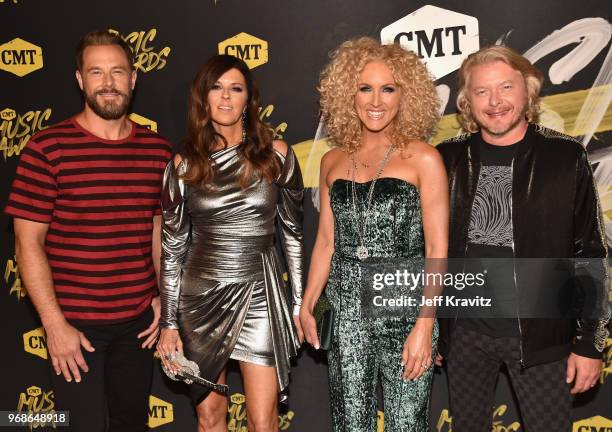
[351,144,395,260]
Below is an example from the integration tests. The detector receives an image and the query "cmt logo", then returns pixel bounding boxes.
[129,113,158,132]
[228,393,247,429]
[218,32,268,69]
[23,327,47,360]
[573,415,612,432]
[1,108,16,120]
[0,38,43,77]
[0,107,52,159]
[148,395,173,428]
[16,386,56,430]
[228,393,295,430]
[380,5,479,80]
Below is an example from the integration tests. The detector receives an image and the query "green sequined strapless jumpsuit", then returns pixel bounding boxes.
[327,178,438,432]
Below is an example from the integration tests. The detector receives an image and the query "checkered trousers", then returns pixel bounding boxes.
[446,324,572,432]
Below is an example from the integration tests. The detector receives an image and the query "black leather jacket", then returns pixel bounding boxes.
[437,123,610,366]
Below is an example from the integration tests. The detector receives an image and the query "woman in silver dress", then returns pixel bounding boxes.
[157,54,304,432]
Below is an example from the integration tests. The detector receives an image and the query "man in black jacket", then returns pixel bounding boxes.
[437,45,610,431]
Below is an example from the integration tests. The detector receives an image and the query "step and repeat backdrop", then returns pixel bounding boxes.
[1,0,611,431]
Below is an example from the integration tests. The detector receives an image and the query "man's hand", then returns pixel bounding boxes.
[435,353,444,367]
[14,218,96,382]
[137,296,161,349]
[46,321,95,383]
[566,353,602,394]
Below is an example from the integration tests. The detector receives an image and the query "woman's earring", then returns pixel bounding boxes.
[242,110,247,144]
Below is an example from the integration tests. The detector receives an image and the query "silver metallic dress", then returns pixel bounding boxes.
[159,144,303,403]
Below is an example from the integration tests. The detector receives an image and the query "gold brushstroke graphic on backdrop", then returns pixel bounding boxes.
[295,86,612,188]
[433,405,520,431]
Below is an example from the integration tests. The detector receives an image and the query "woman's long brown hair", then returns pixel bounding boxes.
[182,54,279,187]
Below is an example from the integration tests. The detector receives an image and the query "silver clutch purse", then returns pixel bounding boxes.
[161,352,229,394]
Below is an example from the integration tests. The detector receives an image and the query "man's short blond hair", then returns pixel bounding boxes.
[456,45,544,133]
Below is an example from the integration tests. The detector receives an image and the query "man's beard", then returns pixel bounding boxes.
[478,104,528,137]
[84,87,132,120]
[481,114,523,137]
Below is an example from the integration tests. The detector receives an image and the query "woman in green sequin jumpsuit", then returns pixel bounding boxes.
[300,38,448,431]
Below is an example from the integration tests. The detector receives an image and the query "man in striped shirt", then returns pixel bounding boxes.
[5,31,172,432]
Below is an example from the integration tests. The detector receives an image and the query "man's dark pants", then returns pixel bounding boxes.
[447,324,572,432]
[49,308,154,432]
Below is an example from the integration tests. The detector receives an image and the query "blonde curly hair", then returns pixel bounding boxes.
[456,45,543,133]
[318,37,440,153]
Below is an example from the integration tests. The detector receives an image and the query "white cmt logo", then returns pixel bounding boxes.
[380,5,479,80]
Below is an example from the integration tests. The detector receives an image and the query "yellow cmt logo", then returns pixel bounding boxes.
[1,108,52,159]
[218,33,268,69]
[573,415,612,432]
[228,392,247,430]
[148,395,173,428]
[228,392,295,430]
[26,386,41,398]
[129,113,158,132]
[23,327,47,360]
[16,385,56,430]
[0,38,43,77]
[1,108,16,120]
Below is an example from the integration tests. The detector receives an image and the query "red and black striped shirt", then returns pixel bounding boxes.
[4,117,172,324]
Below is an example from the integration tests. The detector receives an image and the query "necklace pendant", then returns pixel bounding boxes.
[356,245,369,260]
